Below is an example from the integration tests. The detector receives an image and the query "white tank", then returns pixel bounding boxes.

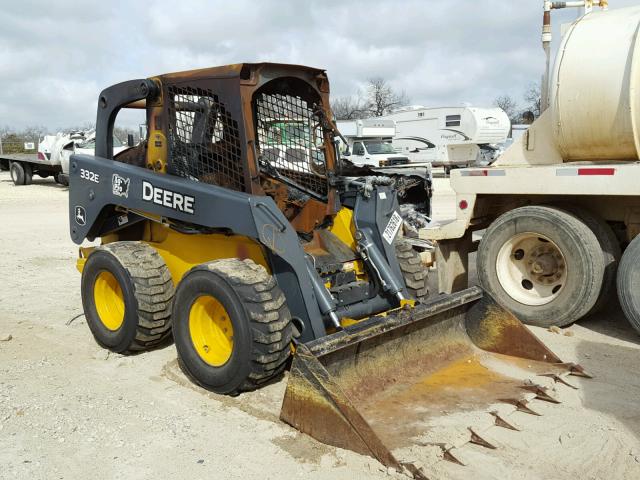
[551,6,640,161]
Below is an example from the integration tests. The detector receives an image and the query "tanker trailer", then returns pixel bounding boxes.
[422,2,640,334]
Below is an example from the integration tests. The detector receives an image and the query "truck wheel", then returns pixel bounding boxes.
[23,163,33,185]
[9,162,25,185]
[617,235,640,335]
[395,240,429,302]
[477,205,604,327]
[81,242,174,353]
[553,205,620,315]
[0,159,8,171]
[172,258,293,395]
[57,173,69,186]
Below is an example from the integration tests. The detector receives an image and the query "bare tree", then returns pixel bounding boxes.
[114,126,140,144]
[22,125,48,142]
[57,121,96,134]
[331,94,368,121]
[365,77,410,117]
[524,82,542,119]
[493,95,520,124]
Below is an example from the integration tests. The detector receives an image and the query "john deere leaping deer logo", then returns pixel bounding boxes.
[112,173,130,198]
[74,206,86,226]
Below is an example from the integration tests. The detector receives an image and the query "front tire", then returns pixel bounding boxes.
[617,235,640,335]
[477,206,604,327]
[81,242,174,352]
[172,258,293,395]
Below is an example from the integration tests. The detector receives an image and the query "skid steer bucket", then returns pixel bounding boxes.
[280,287,588,477]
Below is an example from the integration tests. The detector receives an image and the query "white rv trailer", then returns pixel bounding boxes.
[336,119,410,168]
[380,106,510,169]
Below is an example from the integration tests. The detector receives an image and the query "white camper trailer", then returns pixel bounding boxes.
[380,106,510,169]
[337,119,410,168]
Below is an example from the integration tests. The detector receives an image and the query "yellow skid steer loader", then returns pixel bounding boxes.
[69,63,588,477]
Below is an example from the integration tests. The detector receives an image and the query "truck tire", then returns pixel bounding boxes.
[81,242,174,353]
[617,235,640,335]
[172,258,293,395]
[23,163,33,185]
[553,205,620,315]
[9,162,25,185]
[0,159,8,171]
[395,240,429,302]
[477,205,604,327]
[55,172,68,186]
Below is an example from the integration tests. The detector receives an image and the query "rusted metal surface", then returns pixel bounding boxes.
[139,63,337,225]
[280,287,588,476]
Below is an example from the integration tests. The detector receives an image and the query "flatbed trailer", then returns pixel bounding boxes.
[0,152,65,186]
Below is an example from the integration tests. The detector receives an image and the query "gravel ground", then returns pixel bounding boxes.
[0,172,639,480]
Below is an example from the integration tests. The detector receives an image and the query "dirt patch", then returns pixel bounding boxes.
[271,433,335,464]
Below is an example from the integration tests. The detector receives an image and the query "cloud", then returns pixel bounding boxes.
[1,0,638,131]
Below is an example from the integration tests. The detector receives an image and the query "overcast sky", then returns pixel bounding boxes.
[1,0,638,132]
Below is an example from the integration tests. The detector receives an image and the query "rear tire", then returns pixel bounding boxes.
[477,205,604,327]
[81,241,174,353]
[395,240,429,302]
[23,163,32,185]
[554,205,620,315]
[172,258,293,395]
[617,235,640,335]
[9,162,25,185]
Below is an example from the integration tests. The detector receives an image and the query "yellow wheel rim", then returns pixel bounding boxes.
[94,271,125,331]
[189,295,234,367]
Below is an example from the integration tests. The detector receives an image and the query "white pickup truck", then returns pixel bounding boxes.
[337,119,410,168]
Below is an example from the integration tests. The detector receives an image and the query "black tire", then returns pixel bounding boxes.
[553,205,620,315]
[395,239,429,302]
[81,241,174,353]
[23,163,32,185]
[9,162,25,185]
[617,235,640,335]
[55,173,68,186]
[477,205,604,327]
[172,258,293,395]
[0,159,9,171]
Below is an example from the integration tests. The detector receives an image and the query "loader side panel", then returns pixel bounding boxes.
[68,155,328,341]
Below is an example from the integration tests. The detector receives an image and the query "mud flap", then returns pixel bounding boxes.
[280,287,589,477]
